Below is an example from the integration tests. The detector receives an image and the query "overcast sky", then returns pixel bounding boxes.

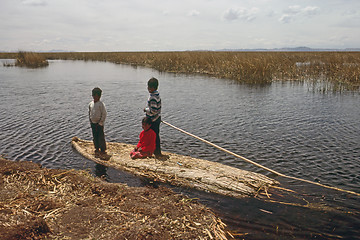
[1,0,359,51]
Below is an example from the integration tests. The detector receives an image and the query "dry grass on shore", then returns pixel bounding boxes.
[1,51,360,91]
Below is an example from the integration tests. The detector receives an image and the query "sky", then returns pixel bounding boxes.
[0,0,359,51]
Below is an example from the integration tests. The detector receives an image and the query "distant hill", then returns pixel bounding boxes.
[0,49,73,53]
[218,47,360,52]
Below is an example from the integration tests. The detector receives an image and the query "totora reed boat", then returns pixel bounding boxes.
[72,137,278,198]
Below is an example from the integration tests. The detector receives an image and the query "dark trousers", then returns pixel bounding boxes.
[91,123,106,152]
[150,117,161,156]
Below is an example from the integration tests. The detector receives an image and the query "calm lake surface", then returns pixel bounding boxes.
[1,59,359,239]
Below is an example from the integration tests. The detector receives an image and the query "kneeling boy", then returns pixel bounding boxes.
[130,117,156,159]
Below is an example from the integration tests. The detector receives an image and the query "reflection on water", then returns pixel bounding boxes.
[94,164,108,180]
[0,59,359,239]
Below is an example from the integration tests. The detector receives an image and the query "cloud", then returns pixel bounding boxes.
[285,5,302,15]
[162,10,170,16]
[279,5,319,23]
[342,9,358,16]
[0,0,357,51]
[21,0,47,6]
[188,10,200,17]
[223,7,258,22]
[336,16,360,28]
[279,14,292,24]
[302,6,319,16]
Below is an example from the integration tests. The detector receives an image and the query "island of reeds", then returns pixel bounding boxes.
[2,51,49,68]
[1,51,359,92]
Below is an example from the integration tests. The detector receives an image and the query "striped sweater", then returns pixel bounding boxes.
[145,90,161,121]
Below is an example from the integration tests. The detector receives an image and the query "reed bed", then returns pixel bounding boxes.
[15,51,49,68]
[1,51,359,91]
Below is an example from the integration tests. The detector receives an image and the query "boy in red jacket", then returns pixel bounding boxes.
[130,117,156,159]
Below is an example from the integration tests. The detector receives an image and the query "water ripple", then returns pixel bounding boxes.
[1,60,359,239]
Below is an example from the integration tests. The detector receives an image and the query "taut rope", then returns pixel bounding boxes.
[162,120,360,197]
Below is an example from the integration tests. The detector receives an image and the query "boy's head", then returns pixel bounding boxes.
[92,87,102,102]
[92,87,102,97]
[147,77,158,93]
[142,117,152,131]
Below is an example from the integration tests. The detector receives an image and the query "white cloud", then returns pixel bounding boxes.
[223,7,258,22]
[279,5,319,23]
[279,14,292,24]
[188,10,200,17]
[342,9,358,16]
[285,5,302,14]
[302,6,319,16]
[223,8,239,21]
[162,10,170,16]
[22,0,47,6]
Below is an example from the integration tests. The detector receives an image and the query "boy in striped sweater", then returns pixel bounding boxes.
[144,77,162,158]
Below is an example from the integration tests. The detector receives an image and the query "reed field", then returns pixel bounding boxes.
[1,51,359,92]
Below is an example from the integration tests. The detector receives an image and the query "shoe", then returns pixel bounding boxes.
[100,151,111,161]
[94,150,101,157]
[155,154,169,160]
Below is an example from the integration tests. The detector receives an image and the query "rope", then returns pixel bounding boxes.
[162,120,360,197]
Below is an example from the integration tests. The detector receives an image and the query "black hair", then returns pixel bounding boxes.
[142,117,152,125]
[92,87,102,97]
[147,77,159,90]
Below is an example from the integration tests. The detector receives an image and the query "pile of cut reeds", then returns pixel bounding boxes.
[0,156,232,239]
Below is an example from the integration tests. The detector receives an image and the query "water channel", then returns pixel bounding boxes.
[1,59,359,239]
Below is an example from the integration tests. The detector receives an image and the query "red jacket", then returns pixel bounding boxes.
[136,129,156,153]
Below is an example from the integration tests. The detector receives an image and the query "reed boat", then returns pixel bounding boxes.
[71,137,278,198]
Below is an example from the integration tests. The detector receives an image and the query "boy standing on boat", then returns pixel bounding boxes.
[144,77,163,158]
[89,87,108,159]
[130,117,156,159]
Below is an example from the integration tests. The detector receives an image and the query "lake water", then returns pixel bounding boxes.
[1,59,359,239]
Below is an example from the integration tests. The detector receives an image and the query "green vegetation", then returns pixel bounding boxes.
[1,51,359,92]
[15,51,49,68]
